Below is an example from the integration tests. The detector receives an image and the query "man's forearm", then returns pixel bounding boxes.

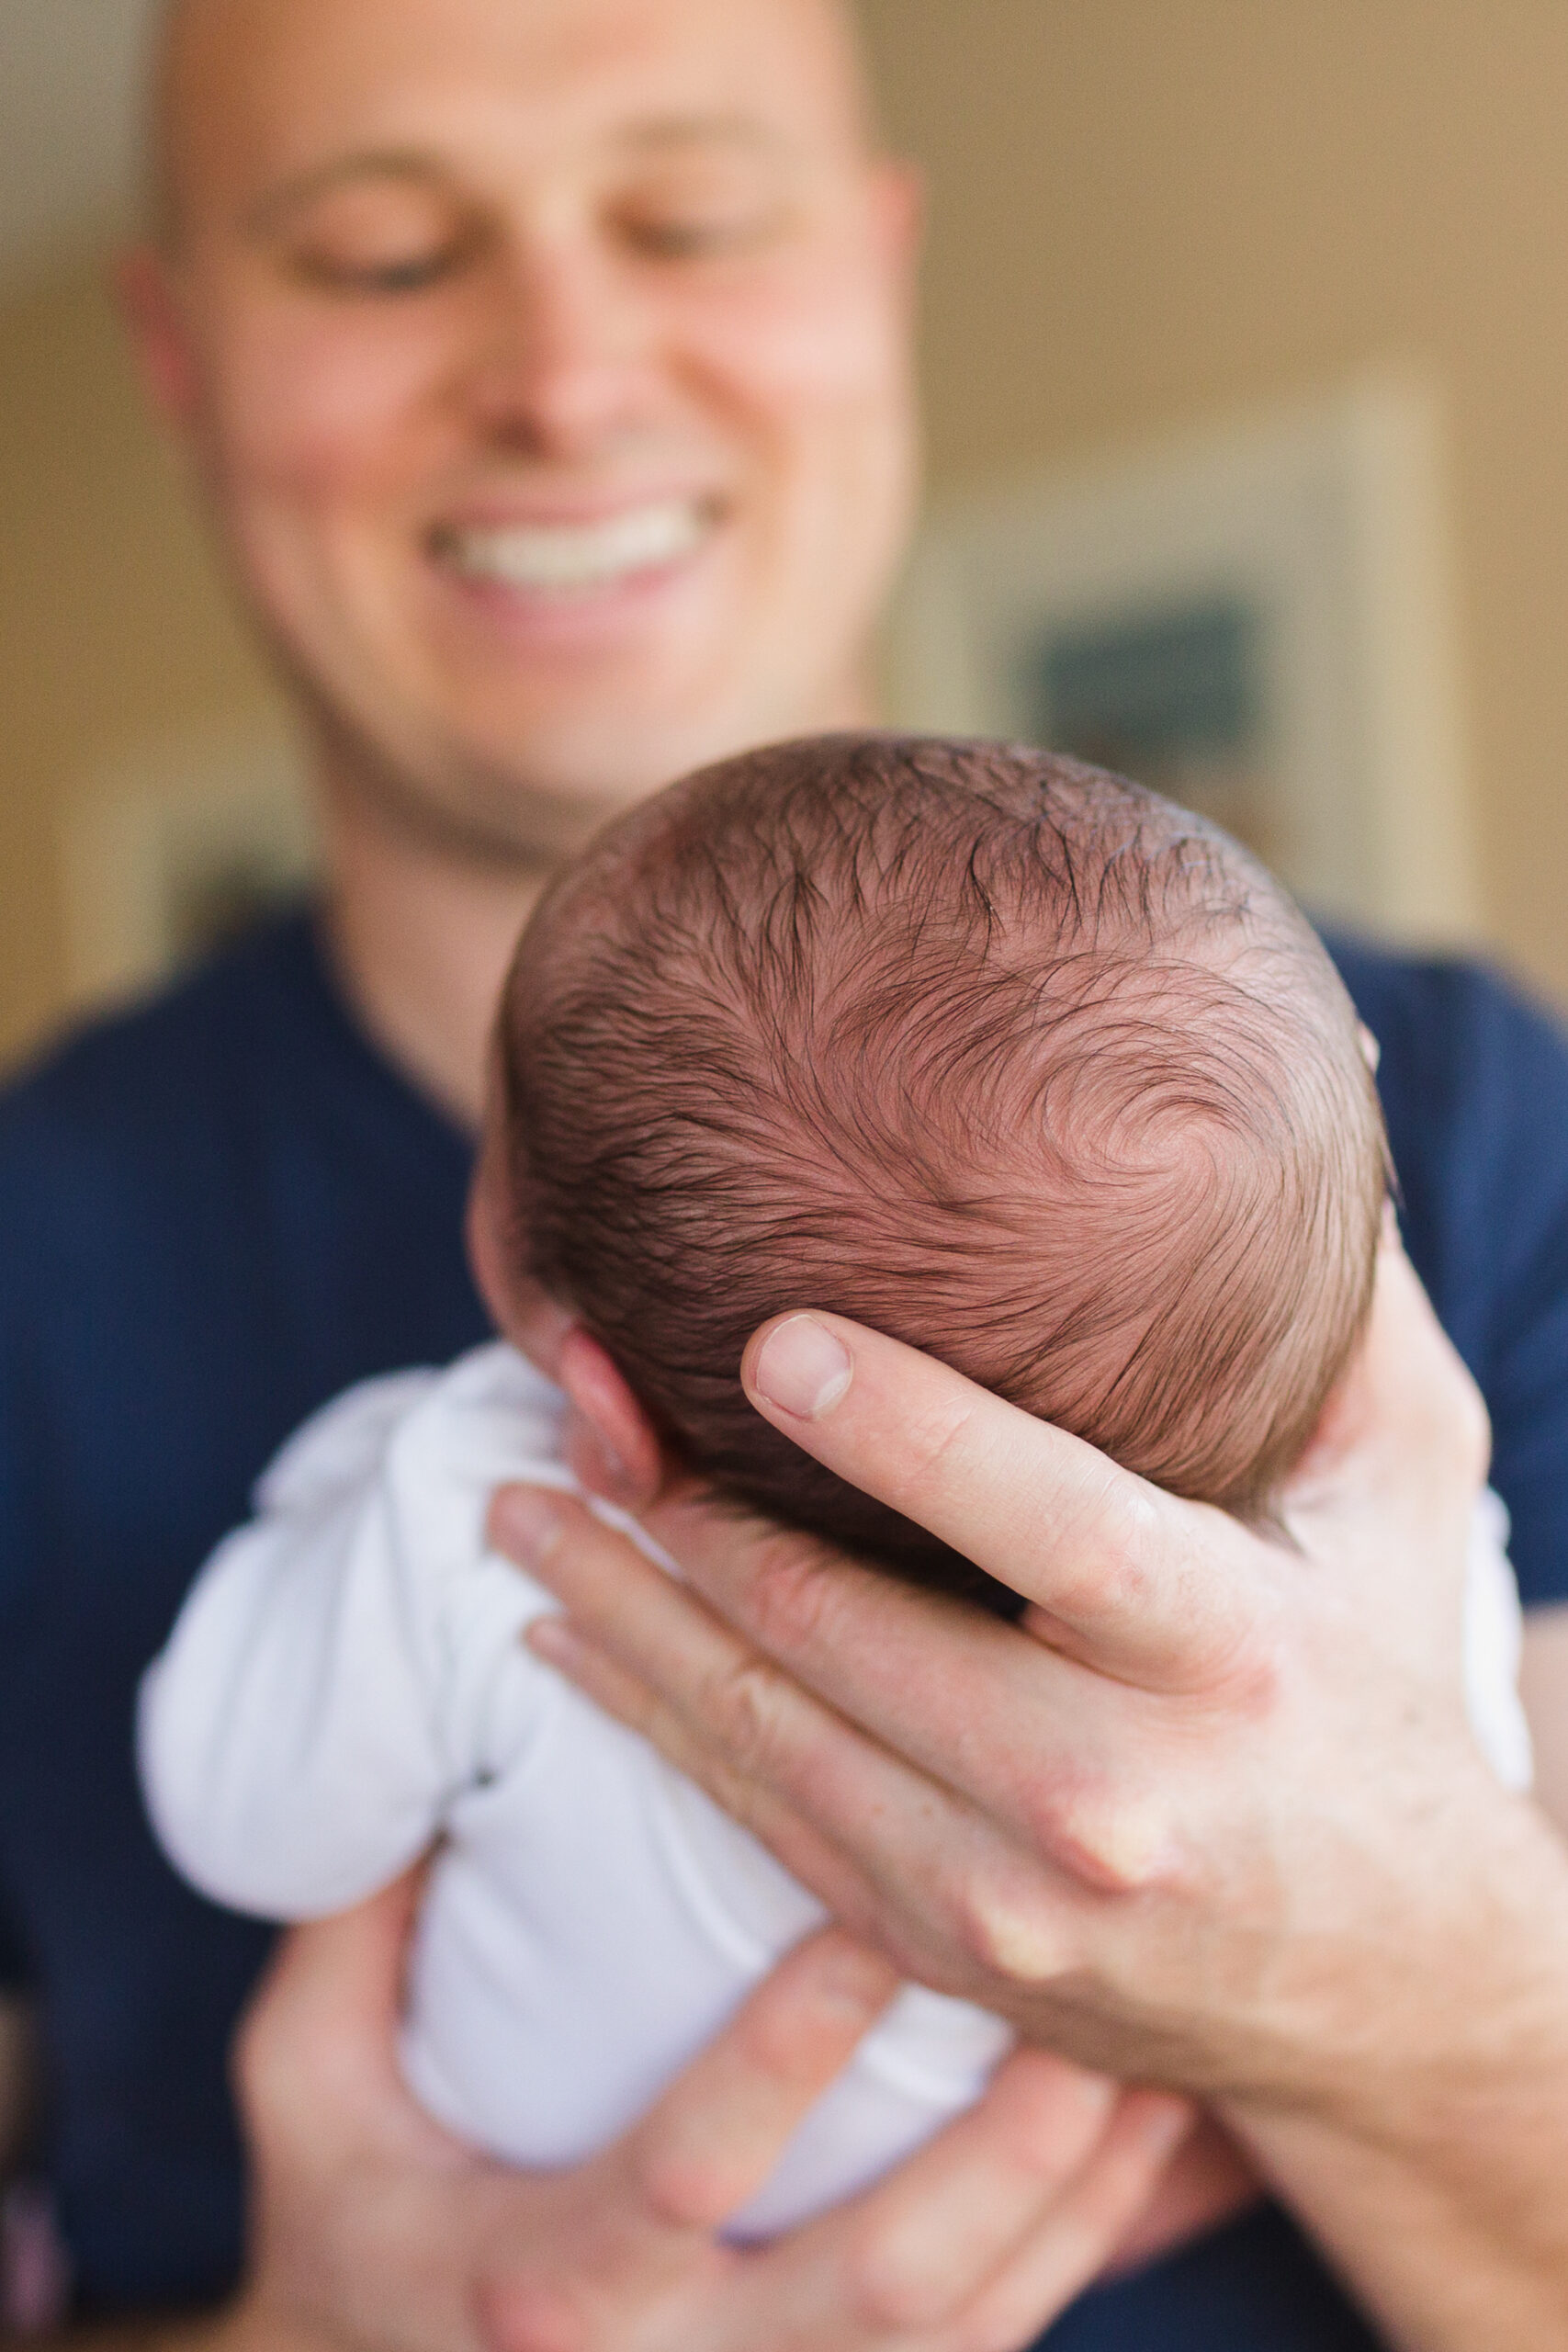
[1228,1802,1568,2352]
[1236,2092,1568,2352]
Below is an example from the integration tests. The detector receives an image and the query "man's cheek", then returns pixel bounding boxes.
[211,315,454,495]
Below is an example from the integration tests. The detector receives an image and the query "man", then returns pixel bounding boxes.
[0,3,1186,2343]
[3,0,1568,2345]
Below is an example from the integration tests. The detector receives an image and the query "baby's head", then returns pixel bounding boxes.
[478,734,1386,1601]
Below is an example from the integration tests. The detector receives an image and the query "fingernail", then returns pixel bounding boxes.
[492,1487,563,1569]
[751,1317,853,1419]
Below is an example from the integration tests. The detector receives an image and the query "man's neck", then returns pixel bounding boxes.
[316,782,548,1135]
[311,674,885,1131]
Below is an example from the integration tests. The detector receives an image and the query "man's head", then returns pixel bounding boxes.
[479,735,1388,1595]
[122,0,919,866]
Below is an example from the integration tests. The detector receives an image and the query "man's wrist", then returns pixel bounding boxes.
[1214,1793,1568,2352]
[1188,1770,1568,2127]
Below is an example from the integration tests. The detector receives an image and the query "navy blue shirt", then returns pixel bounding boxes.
[1,912,1566,2345]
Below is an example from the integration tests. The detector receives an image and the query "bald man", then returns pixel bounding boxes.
[6,2,1568,2348]
[4,6,1179,2343]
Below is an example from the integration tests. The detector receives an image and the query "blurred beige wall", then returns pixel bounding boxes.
[3,2,1568,1070]
[0,258,276,1068]
[859,0,1568,1006]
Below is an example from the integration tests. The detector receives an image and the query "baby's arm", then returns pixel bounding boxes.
[139,1371,525,1917]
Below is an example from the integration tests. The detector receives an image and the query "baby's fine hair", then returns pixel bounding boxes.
[499,735,1387,1600]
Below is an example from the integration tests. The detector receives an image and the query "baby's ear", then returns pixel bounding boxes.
[558,1329,664,1510]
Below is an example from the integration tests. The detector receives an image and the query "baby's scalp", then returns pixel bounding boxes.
[498,734,1387,1600]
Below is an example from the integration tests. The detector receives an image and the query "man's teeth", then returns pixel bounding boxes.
[436,501,711,592]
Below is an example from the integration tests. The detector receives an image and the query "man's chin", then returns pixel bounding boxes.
[452,725,761,846]
[311,718,670,874]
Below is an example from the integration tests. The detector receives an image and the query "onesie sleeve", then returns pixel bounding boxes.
[136,1366,550,1919]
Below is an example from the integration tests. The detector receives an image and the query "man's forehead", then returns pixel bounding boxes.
[152,0,874,236]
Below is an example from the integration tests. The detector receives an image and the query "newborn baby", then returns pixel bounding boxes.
[140,736,1529,2236]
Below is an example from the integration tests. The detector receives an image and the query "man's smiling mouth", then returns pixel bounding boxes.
[430,497,719,595]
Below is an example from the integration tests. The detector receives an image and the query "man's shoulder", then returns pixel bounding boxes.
[1322,932,1568,1575]
[0,914,321,1184]
[1323,927,1568,1161]
[1324,923,1561,1045]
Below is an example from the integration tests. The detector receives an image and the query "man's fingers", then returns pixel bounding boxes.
[502,1489,1146,1985]
[1289,1229,1490,1504]
[233,1870,449,2160]
[512,1513,1051,1982]
[842,2048,1119,2333]
[480,1934,900,2352]
[524,1612,897,1944]
[504,1489,933,1883]
[955,2089,1194,2349]
[725,1312,1258,1689]
[814,2056,1190,2351]
[612,1928,900,2234]
[622,1489,1194,1885]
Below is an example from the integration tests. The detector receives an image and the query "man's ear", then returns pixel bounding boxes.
[867,156,925,291]
[114,244,202,434]
[558,1329,664,1510]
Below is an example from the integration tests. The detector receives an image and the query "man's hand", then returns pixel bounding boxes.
[489,1230,1568,2349]
[230,1875,1189,2352]
[493,1231,1508,2096]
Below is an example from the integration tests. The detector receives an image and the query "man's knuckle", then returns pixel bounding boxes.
[1047,1470,1163,1621]
[953,1866,1066,1984]
[1192,1607,1285,1717]
[1043,1781,1174,1895]
[698,1649,786,1777]
[746,1536,836,1657]
[1092,1476,1165,1596]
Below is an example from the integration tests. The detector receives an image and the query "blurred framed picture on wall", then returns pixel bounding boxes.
[888,379,1480,944]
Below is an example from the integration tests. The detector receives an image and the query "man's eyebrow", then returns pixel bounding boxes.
[614,114,795,158]
[243,117,798,237]
[244,152,449,236]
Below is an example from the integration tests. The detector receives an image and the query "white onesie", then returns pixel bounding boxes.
[138,1340,1533,2238]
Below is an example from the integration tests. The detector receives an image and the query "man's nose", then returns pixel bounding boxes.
[459,239,666,458]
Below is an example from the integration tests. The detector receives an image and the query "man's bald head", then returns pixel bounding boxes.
[146,0,224,247]
[146,0,879,252]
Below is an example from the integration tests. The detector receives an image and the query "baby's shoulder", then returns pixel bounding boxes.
[255,1342,569,1520]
